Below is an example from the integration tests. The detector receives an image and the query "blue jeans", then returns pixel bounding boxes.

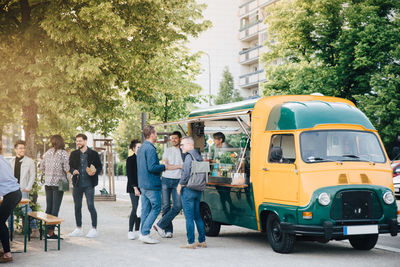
[181,187,205,244]
[73,186,97,228]
[157,178,182,233]
[140,189,161,236]
[8,190,37,230]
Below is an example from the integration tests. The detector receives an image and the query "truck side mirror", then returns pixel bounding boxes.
[270,147,283,162]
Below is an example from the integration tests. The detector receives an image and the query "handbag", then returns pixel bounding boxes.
[186,153,210,192]
[136,196,142,218]
[58,178,69,191]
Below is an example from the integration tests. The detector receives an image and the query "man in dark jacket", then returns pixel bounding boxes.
[137,125,171,244]
[68,133,102,238]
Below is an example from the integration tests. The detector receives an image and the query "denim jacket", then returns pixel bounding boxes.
[137,141,165,190]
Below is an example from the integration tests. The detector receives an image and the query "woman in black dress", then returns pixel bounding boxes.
[126,139,141,240]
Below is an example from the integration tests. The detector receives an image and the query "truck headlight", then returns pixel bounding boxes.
[383,191,395,205]
[318,192,331,206]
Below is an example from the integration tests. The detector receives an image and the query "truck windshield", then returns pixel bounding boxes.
[300,130,386,163]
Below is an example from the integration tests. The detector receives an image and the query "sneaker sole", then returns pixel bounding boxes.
[153,225,166,238]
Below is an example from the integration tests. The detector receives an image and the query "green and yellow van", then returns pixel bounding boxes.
[160,95,400,253]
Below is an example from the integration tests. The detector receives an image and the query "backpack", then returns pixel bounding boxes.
[186,153,210,191]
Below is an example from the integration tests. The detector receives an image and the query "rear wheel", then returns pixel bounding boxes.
[349,234,378,250]
[200,203,221,237]
[266,213,295,253]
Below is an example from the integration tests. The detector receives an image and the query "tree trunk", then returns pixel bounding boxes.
[22,98,38,159]
[0,126,3,153]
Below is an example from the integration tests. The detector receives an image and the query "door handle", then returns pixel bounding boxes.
[262,168,269,171]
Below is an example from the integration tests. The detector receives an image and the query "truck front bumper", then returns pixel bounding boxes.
[280,219,399,240]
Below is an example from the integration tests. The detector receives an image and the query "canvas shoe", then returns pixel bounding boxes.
[153,224,166,238]
[139,234,159,244]
[69,228,83,237]
[128,231,139,240]
[86,228,98,238]
[196,242,207,248]
[180,243,196,249]
[165,232,173,238]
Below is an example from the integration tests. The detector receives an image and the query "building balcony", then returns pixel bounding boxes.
[239,45,262,65]
[239,69,266,89]
[239,20,261,41]
[239,0,258,17]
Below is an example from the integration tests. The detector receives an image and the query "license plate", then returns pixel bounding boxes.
[343,225,378,235]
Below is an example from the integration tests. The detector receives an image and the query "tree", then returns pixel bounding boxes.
[262,0,400,148]
[215,66,242,105]
[0,0,211,157]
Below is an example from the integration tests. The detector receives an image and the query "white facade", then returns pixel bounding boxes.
[188,0,241,106]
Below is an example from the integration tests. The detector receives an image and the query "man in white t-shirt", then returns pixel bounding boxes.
[153,131,183,238]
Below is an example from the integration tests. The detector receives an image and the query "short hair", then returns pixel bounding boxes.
[181,136,194,146]
[14,140,26,148]
[50,135,65,151]
[213,132,225,142]
[129,139,141,150]
[143,125,155,139]
[76,133,88,140]
[171,131,182,139]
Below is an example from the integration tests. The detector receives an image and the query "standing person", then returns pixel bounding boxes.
[126,139,141,240]
[177,137,206,249]
[0,142,21,263]
[137,125,171,244]
[154,131,183,238]
[39,135,70,240]
[68,133,102,238]
[8,140,39,238]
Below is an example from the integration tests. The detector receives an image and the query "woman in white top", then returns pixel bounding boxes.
[39,135,70,239]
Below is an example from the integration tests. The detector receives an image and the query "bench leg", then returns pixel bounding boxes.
[24,205,28,252]
[58,224,61,250]
[39,220,43,240]
[28,215,31,242]
[44,223,47,252]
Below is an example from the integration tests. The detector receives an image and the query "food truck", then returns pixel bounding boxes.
[157,95,400,253]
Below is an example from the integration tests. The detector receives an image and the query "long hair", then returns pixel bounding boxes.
[50,135,65,152]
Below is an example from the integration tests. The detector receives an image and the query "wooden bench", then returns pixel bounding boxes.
[28,212,64,251]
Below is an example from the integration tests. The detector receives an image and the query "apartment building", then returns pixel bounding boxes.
[238,0,278,97]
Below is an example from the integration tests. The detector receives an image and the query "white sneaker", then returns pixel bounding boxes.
[165,232,173,238]
[68,228,83,237]
[139,234,159,244]
[153,224,166,238]
[128,231,139,240]
[86,228,98,238]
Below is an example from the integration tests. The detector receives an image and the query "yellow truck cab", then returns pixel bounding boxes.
[160,95,399,253]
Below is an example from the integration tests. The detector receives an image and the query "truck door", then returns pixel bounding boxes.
[262,134,299,203]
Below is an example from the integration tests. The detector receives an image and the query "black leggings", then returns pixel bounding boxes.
[45,185,64,230]
[0,190,21,253]
[129,193,141,232]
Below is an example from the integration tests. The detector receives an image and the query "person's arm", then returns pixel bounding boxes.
[25,158,36,191]
[62,151,70,174]
[93,151,102,176]
[126,157,134,185]
[69,151,77,174]
[179,154,192,186]
[146,148,165,174]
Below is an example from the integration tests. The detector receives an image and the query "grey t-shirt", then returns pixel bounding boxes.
[162,146,183,179]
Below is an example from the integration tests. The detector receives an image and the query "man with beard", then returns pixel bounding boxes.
[68,133,102,238]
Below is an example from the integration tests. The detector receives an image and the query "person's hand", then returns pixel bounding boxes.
[73,170,79,175]
[22,188,30,193]
[134,187,141,196]
[177,184,182,195]
[165,163,173,170]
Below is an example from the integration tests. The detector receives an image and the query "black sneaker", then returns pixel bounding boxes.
[47,234,63,241]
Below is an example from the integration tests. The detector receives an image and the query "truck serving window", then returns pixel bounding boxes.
[268,134,296,164]
[300,130,386,163]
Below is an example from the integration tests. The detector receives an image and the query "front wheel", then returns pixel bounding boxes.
[266,213,295,254]
[349,234,378,250]
[200,203,221,237]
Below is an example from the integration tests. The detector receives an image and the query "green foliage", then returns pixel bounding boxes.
[0,0,211,156]
[262,0,400,148]
[215,66,243,105]
[114,162,127,176]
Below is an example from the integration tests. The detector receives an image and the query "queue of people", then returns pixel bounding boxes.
[0,126,208,263]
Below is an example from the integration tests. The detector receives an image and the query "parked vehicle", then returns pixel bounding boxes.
[391,161,400,198]
[156,95,400,253]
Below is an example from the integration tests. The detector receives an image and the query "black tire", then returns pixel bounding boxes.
[200,203,221,237]
[349,234,378,250]
[266,213,295,254]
